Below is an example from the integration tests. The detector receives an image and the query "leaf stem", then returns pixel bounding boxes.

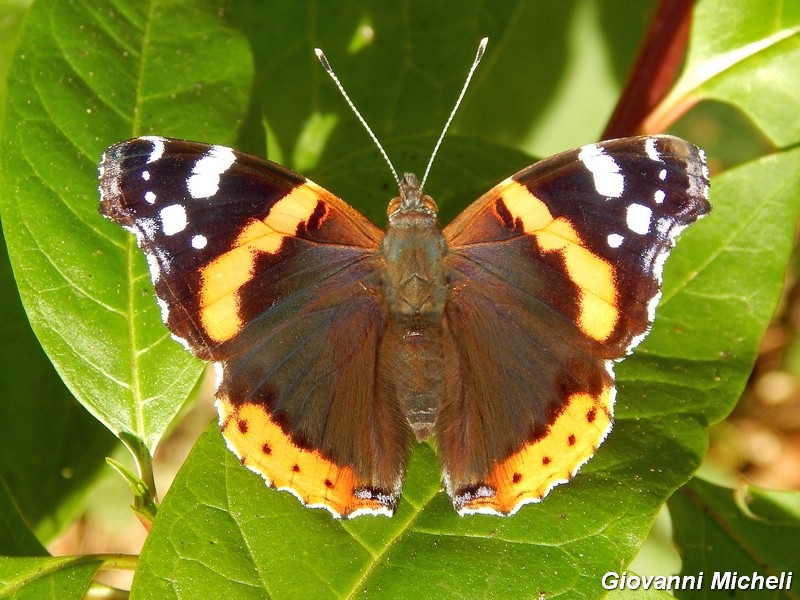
[114,432,159,526]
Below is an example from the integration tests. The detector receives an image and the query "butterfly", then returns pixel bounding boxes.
[98,131,710,518]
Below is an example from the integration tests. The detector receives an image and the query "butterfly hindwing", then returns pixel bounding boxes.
[440,135,710,514]
[99,137,409,517]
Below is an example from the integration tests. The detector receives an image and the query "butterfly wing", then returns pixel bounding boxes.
[440,135,710,515]
[99,137,410,517]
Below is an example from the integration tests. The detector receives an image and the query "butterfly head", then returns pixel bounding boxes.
[387,173,439,223]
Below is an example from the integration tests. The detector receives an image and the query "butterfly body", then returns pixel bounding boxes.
[379,173,451,440]
[99,134,710,518]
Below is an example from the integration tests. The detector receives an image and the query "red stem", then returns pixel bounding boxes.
[602,0,694,139]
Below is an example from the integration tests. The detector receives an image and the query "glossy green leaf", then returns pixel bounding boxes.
[0,0,253,453]
[650,0,800,145]
[668,478,800,599]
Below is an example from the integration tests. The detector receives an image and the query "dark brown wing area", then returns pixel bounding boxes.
[440,135,710,514]
[99,137,410,517]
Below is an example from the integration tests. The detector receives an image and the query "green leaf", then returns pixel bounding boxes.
[668,478,800,598]
[0,480,108,599]
[622,146,800,424]
[0,556,103,600]
[0,0,253,454]
[648,0,800,145]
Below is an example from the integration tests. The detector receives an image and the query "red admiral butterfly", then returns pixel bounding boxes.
[98,41,710,518]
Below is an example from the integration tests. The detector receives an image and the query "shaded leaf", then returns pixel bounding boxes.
[0,476,47,557]
[668,478,800,599]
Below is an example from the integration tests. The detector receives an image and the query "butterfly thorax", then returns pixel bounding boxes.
[381,173,449,328]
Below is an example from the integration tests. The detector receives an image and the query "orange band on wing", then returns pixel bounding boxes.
[455,383,614,515]
[501,179,618,342]
[198,183,325,343]
[217,397,394,518]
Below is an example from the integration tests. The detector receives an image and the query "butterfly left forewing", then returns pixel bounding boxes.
[440,135,710,515]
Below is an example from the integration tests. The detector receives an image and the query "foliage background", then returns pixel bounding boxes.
[0,0,798,598]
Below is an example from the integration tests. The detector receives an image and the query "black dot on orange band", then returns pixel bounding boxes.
[542,456,552,465]
[292,464,301,473]
[512,472,522,484]
[237,419,248,434]
[324,479,334,489]
[587,407,597,423]
[568,434,576,446]
[261,443,272,455]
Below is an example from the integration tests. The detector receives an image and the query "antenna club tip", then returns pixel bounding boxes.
[315,48,332,71]
[479,37,489,48]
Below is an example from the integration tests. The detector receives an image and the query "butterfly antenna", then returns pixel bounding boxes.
[419,37,488,192]
[315,48,401,185]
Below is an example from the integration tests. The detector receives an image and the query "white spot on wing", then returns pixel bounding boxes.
[213,363,224,393]
[170,332,193,352]
[645,137,661,162]
[187,145,236,199]
[658,168,667,181]
[191,234,207,249]
[578,144,624,198]
[690,148,710,200]
[145,190,157,204]
[654,189,665,204]
[156,297,170,322]
[142,170,150,181]
[145,252,161,282]
[607,233,624,248]
[160,204,187,235]
[144,137,165,164]
[626,203,652,235]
